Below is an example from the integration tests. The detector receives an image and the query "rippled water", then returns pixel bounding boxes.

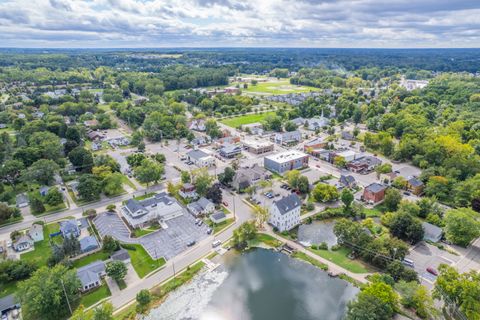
[145,249,358,320]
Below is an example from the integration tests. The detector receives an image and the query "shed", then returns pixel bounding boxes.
[422,222,443,243]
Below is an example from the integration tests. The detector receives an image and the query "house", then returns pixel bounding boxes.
[87,131,103,141]
[347,156,382,173]
[305,117,328,131]
[16,193,29,208]
[210,211,227,224]
[264,151,309,174]
[422,222,443,243]
[232,164,272,191]
[32,111,44,119]
[339,175,357,189]
[84,119,99,127]
[186,149,215,167]
[13,235,33,252]
[59,219,80,238]
[178,183,198,200]
[28,224,44,242]
[121,192,184,229]
[273,130,302,146]
[80,236,99,253]
[191,136,210,147]
[363,183,387,204]
[111,249,131,264]
[224,86,240,94]
[219,144,242,158]
[407,178,424,196]
[91,142,102,151]
[77,261,106,292]
[189,119,206,132]
[241,122,263,135]
[304,137,327,152]
[0,295,20,316]
[39,185,50,197]
[290,117,307,127]
[243,139,274,155]
[341,131,354,140]
[269,194,301,232]
[107,137,130,148]
[187,197,215,217]
[68,180,80,196]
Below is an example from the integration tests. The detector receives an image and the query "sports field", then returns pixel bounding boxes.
[240,79,320,95]
[219,112,276,128]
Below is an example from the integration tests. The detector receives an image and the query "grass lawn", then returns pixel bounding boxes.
[0,281,17,298]
[219,112,276,128]
[205,218,235,234]
[122,244,166,278]
[291,251,328,271]
[121,175,137,190]
[133,192,156,201]
[309,247,371,274]
[248,233,283,248]
[79,283,111,308]
[241,79,320,95]
[132,228,155,238]
[363,203,388,217]
[41,202,67,215]
[72,251,110,268]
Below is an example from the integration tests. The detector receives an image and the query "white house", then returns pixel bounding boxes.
[186,149,215,167]
[269,194,301,232]
[13,235,33,252]
[28,224,44,242]
[77,261,106,292]
[187,197,215,217]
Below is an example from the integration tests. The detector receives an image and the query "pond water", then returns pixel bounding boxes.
[144,249,358,320]
[297,221,338,247]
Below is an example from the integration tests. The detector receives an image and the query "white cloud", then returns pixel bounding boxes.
[0,0,479,47]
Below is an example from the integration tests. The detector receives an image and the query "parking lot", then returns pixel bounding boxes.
[93,211,209,260]
[405,242,461,288]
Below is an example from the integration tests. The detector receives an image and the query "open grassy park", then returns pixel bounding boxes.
[309,247,372,274]
[240,79,320,95]
[121,244,166,278]
[219,111,276,128]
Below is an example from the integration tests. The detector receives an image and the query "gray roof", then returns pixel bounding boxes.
[408,178,424,187]
[422,222,443,240]
[365,183,387,193]
[80,236,99,252]
[220,144,242,154]
[274,194,302,215]
[14,235,32,246]
[340,175,356,185]
[187,149,210,160]
[277,130,301,140]
[76,260,105,287]
[60,219,79,235]
[0,295,19,313]
[16,193,28,205]
[111,249,130,262]
[211,211,226,221]
[125,199,146,214]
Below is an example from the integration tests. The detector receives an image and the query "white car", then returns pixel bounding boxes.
[6,240,12,248]
[212,240,222,248]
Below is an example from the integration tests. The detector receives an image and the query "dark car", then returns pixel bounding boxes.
[187,240,196,247]
[403,191,411,196]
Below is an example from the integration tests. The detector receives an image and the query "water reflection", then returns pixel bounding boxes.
[298,221,337,247]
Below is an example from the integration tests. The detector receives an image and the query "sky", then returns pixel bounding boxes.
[0,0,479,48]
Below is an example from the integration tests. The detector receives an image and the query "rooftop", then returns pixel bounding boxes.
[273,194,302,215]
[265,150,308,164]
[365,183,387,193]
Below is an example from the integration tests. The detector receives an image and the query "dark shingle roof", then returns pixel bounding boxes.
[365,183,387,193]
[111,249,130,262]
[274,194,302,215]
[408,178,424,187]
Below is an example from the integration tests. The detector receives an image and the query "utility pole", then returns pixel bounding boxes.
[60,279,73,316]
[172,261,176,279]
[233,194,236,220]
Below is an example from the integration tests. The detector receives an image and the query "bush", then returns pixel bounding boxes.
[318,242,328,250]
[120,243,137,251]
[331,244,341,251]
[106,204,116,212]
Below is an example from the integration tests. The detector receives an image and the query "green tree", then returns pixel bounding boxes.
[16,264,81,320]
[389,211,424,244]
[395,281,437,319]
[45,188,63,206]
[63,234,81,257]
[93,302,114,320]
[284,121,297,132]
[192,168,213,196]
[233,221,257,250]
[341,188,354,209]
[106,261,127,282]
[134,159,164,187]
[252,205,269,228]
[68,147,94,173]
[218,167,235,185]
[102,235,119,254]
[297,176,310,194]
[285,170,301,189]
[346,292,394,320]
[312,183,339,202]
[136,289,151,313]
[444,208,480,247]
[103,172,124,196]
[71,305,93,320]
[22,159,59,185]
[77,175,102,201]
[0,160,24,189]
[30,197,45,214]
[384,188,402,212]
[206,183,222,204]
[181,170,191,184]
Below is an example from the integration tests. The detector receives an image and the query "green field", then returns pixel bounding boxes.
[240,79,320,95]
[72,251,110,268]
[122,244,166,278]
[219,112,276,128]
[309,247,371,274]
[79,283,111,308]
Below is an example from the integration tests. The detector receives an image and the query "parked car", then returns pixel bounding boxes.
[207,228,213,235]
[403,191,411,196]
[426,267,438,276]
[212,240,222,248]
[6,240,11,248]
[222,201,228,207]
[187,240,196,247]
[402,258,415,268]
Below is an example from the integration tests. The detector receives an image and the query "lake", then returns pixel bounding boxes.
[145,249,359,320]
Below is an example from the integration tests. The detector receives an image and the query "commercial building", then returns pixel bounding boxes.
[269,194,302,232]
[121,192,184,229]
[264,151,309,174]
[243,139,274,155]
[219,144,242,158]
[347,156,382,173]
[273,130,302,146]
[186,149,215,167]
[232,164,272,191]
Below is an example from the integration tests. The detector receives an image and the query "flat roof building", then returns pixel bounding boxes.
[264,151,309,174]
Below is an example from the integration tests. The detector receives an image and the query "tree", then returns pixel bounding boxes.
[362,281,398,312]
[297,176,310,194]
[106,261,127,282]
[106,204,116,212]
[192,168,213,196]
[218,167,235,186]
[68,147,94,173]
[312,183,339,202]
[444,208,480,246]
[341,188,354,209]
[16,265,81,320]
[205,119,222,139]
[103,172,124,196]
[389,211,424,244]
[45,188,63,206]
[395,281,436,319]
[0,259,37,283]
[22,159,59,185]
[284,121,297,132]
[30,197,45,214]
[126,153,146,168]
[253,205,269,228]
[130,131,144,147]
[434,265,480,320]
[63,234,81,257]
[206,183,222,204]
[384,188,402,212]
[375,163,392,179]
[180,170,191,184]
[102,235,119,254]
[386,260,418,282]
[285,170,301,189]
[0,160,24,189]
[93,302,114,320]
[0,203,19,223]
[232,221,257,250]
[134,159,164,187]
[71,305,93,320]
[346,291,394,320]
[136,289,151,313]
[77,175,102,201]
